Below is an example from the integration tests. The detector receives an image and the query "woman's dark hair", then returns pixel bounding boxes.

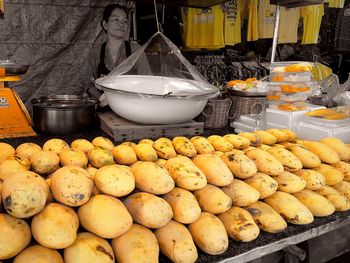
[102,4,129,23]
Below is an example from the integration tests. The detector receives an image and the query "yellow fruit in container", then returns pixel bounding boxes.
[59,149,88,168]
[333,181,350,200]
[294,169,326,190]
[207,135,233,152]
[284,144,321,168]
[14,245,63,263]
[245,201,287,233]
[155,220,198,263]
[221,150,257,179]
[192,154,233,186]
[264,191,314,225]
[296,140,340,164]
[94,164,135,197]
[31,203,79,249]
[190,136,215,154]
[16,142,42,160]
[112,145,137,165]
[266,129,289,142]
[332,161,350,182]
[313,163,344,186]
[244,172,278,199]
[0,157,29,182]
[293,189,335,217]
[172,136,197,157]
[153,137,177,159]
[0,214,31,260]
[222,179,260,206]
[188,212,228,255]
[245,148,284,176]
[43,139,70,155]
[121,141,137,147]
[64,232,114,263]
[85,166,98,178]
[133,143,158,162]
[130,161,173,195]
[30,151,60,175]
[164,156,207,191]
[92,136,114,151]
[162,187,201,224]
[238,132,261,147]
[254,130,277,145]
[274,171,306,194]
[138,138,154,146]
[223,134,251,149]
[78,194,132,239]
[87,147,115,168]
[124,192,173,229]
[45,178,54,204]
[315,186,350,211]
[194,184,232,214]
[0,142,15,164]
[320,137,350,161]
[1,171,49,218]
[266,147,302,172]
[71,139,94,154]
[50,166,93,207]
[112,224,159,263]
[218,207,260,242]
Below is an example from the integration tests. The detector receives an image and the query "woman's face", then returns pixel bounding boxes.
[104,8,128,39]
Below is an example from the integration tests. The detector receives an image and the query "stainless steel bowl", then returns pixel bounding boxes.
[31,95,98,135]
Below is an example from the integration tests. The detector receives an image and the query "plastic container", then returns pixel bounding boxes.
[270,71,313,82]
[267,100,309,111]
[231,121,256,132]
[270,61,313,73]
[297,121,350,143]
[267,90,312,102]
[265,108,310,129]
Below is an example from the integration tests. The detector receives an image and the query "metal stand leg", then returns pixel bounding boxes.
[271,5,280,63]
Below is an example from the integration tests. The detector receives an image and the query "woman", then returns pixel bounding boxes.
[86,4,150,106]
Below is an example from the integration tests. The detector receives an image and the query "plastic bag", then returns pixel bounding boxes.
[95,32,217,97]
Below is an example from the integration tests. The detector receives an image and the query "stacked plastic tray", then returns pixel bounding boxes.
[266,62,320,112]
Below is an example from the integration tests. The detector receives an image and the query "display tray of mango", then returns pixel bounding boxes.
[1,127,350,263]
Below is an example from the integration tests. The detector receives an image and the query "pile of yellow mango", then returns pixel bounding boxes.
[0,129,349,263]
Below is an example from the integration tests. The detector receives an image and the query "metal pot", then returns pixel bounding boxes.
[31,95,98,135]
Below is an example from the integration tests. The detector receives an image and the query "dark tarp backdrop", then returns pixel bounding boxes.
[0,0,132,109]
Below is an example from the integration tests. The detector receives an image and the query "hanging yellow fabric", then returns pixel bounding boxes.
[258,0,277,39]
[223,0,244,45]
[247,0,259,41]
[300,4,324,45]
[182,5,225,49]
[325,0,345,8]
[278,7,300,43]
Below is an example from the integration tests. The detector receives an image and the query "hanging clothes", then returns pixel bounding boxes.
[182,5,225,49]
[300,4,325,45]
[222,0,244,45]
[334,3,350,51]
[325,0,345,8]
[247,0,259,41]
[258,0,277,39]
[278,7,300,43]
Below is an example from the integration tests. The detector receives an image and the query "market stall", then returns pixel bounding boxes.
[1,0,350,262]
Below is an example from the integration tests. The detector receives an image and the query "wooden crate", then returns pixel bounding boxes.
[98,111,204,142]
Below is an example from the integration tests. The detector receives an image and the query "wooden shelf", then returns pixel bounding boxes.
[270,0,324,8]
[132,0,227,8]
